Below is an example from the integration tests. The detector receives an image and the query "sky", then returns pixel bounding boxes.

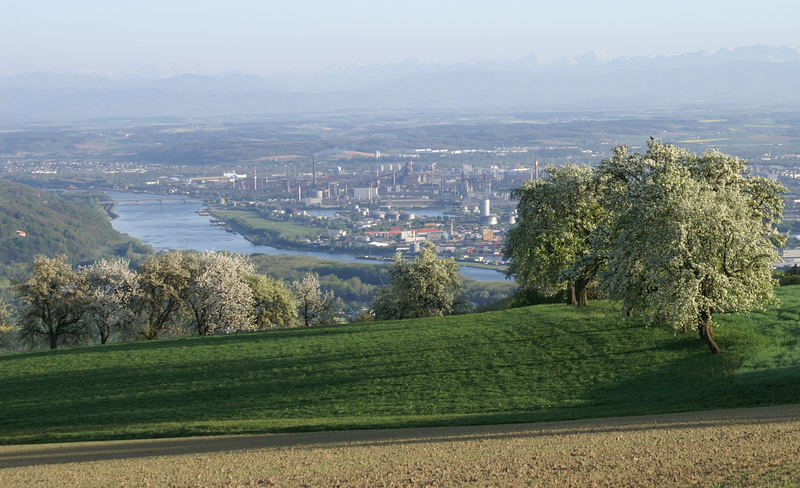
[2,0,799,77]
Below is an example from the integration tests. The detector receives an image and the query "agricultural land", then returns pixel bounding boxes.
[1,405,798,487]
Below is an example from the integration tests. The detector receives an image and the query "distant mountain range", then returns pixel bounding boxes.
[2,45,799,123]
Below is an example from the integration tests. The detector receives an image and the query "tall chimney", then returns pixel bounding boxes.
[312,155,317,187]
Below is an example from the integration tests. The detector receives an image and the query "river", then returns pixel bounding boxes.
[107,191,510,282]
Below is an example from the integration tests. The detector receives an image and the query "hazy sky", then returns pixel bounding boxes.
[2,0,799,77]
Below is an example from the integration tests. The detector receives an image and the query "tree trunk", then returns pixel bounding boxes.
[566,286,576,305]
[49,332,58,350]
[698,311,721,354]
[575,279,589,307]
[142,325,159,340]
[195,309,208,336]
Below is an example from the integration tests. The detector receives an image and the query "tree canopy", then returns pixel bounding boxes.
[82,258,139,344]
[183,251,255,335]
[7,251,310,349]
[503,164,604,306]
[132,251,191,340]
[292,272,340,327]
[505,141,785,352]
[243,274,297,329]
[0,296,14,351]
[16,255,90,349]
[372,242,466,320]
[597,142,785,352]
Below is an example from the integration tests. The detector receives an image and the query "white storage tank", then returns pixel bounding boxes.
[480,199,491,217]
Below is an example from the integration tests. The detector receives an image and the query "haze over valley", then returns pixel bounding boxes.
[2,45,800,122]
[2,2,800,485]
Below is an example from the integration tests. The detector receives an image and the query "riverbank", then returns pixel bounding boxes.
[106,191,511,282]
[456,260,508,272]
[207,208,384,258]
[208,208,508,276]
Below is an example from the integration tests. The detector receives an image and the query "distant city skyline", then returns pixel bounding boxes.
[2,0,799,77]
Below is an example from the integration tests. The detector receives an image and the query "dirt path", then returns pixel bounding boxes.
[2,404,800,486]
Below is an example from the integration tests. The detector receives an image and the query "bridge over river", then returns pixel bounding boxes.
[111,197,195,204]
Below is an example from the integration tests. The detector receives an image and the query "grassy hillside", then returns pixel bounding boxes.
[1,286,798,445]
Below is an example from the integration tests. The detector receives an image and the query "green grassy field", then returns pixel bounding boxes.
[1,287,799,445]
[212,209,326,238]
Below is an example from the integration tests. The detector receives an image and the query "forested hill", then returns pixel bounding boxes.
[0,180,143,287]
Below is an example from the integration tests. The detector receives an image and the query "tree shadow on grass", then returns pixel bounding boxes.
[3,306,798,456]
[576,337,800,419]
[0,324,373,362]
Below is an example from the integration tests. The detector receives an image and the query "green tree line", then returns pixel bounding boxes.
[250,254,516,315]
[3,251,342,351]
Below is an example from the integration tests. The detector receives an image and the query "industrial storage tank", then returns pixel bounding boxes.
[480,198,491,217]
[479,214,498,225]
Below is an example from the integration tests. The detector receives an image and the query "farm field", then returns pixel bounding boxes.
[1,405,799,487]
[1,286,799,446]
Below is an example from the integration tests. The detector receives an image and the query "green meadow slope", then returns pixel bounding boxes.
[1,286,798,445]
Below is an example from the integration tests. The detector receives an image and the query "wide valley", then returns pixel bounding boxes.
[107,191,510,282]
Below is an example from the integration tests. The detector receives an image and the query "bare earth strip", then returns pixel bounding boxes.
[1,405,800,487]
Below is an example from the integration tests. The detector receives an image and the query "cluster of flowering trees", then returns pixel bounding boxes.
[504,142,785,353]
[8,251,340,350]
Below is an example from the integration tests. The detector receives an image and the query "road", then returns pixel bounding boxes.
[2,405,799,486]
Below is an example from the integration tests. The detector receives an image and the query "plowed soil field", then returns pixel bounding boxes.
[2,405,799,487]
